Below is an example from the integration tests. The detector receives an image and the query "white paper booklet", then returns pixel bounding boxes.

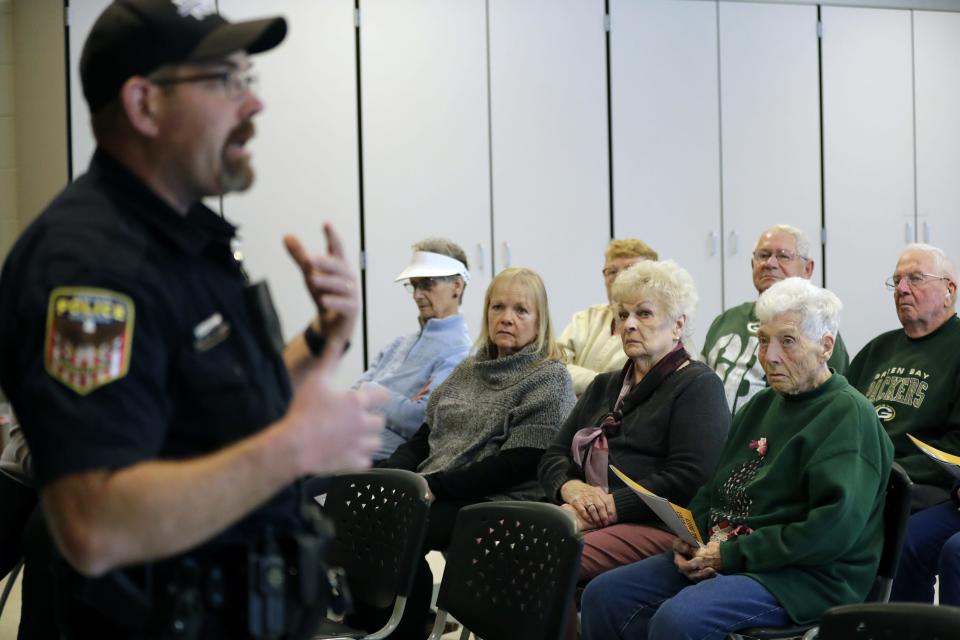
[610,465,704,547]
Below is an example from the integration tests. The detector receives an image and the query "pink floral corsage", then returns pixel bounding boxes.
[749,437,768,457]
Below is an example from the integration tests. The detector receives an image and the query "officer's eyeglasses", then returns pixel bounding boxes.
[403,277,453,294]
[885,272,950,290]
[151,69,259,100]
[752,249,806,265]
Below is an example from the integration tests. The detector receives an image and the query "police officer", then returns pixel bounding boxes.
[0,1,385,637]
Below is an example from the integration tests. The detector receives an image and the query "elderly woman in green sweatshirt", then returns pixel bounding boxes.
[581,277,894,640]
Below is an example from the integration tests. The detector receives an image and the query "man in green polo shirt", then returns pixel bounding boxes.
[847,243,960,510]
[702,224,849,413]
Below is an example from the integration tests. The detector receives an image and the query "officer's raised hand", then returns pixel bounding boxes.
[284,223,358,347]
[282,336,387,473]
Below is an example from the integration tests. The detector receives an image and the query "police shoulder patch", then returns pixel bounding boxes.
[45,287,135,395]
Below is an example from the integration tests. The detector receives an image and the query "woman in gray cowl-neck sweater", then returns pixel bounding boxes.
[362,267,575,639]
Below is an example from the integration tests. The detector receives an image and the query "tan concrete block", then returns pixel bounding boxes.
[0,114,13,170]
[0,13,11,65]
[0,215,19,262]
[0,167,16,218]
[0,63,13,115]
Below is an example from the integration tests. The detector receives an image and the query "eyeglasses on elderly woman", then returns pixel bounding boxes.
[403,276,456,293]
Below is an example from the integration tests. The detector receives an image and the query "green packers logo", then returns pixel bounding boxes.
[876,405,896,422]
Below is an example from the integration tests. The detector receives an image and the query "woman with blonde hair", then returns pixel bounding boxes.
[367,267,575,638]
[540,260,730,638]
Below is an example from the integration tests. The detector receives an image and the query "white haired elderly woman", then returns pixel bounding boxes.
[582,277,894,640]
[539,260,730,613]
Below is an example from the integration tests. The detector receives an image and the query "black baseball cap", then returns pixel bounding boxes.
[80,0,287,113]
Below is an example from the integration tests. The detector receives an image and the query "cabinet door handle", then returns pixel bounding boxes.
[728,230,739,256]
[503,242,512,269]
[708,231,718,256]
[477,243,486,272]
[905,222,914,244]
[923,221,930,243]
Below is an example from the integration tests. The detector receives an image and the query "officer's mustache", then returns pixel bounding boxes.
[225,120,256,151]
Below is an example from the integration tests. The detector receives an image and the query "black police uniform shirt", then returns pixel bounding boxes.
[0,148,303,547]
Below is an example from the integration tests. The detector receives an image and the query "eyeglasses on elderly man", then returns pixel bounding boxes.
[884,272,951,290]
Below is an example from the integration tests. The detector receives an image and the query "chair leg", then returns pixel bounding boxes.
[426,609,449,640]
[0,560,23,618]
[364,596,407,640]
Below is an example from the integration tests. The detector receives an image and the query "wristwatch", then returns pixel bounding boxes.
[303,324,349,357]
[303,323,327,357]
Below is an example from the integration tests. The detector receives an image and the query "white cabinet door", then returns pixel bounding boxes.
[914,11,960,269]
[718,2,823,307]
[487,0,609,331]
[67,0,111,177]
[609,0,722,342]
[220,0,363,387]
[360,0,491,358]
[822,7,915,357]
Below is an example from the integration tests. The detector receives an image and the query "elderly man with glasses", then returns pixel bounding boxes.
[702,224,850,413]
[357,239,472,460]
[847,243,960,510]
[846,244,960,607]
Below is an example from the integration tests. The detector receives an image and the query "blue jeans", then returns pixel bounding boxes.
[890,500,960,606]
[581,551,789,640]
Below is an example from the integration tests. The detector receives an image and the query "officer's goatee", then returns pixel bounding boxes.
[220,119,256,194]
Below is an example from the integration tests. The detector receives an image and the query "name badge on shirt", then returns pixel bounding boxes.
[44,287,134,395]
[193,312,231,352]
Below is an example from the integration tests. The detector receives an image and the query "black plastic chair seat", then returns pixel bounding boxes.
[818,602,960,639]
[311,469,431,640]
[428,501,583,640]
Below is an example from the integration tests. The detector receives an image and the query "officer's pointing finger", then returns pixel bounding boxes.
[323,223,345,260]
[283,234,312,275]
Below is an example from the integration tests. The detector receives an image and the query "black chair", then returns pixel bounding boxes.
[818,602,960,639]
[728,462,914,640]
[311,469,432,640]
[426,501,583,640]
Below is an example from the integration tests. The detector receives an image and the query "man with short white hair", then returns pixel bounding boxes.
[702,224,849,413]
[356,238,472,460]
[847,243,960,509]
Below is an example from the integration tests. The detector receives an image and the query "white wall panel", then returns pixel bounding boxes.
[487,0,609,331]
[914,10,960,269]
[610,0,722,342]
[719,2,823,306]
[220,0,363,387]
[822,6,915,356]
[67,0,110,177]
[360,0,491,357]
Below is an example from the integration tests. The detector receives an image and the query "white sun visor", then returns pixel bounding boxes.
[394,251,471,283]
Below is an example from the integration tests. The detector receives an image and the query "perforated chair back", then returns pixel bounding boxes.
[818,602,960,639]
[323,469,431,610]
[432,501,583,640]
[866,462,912,602]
